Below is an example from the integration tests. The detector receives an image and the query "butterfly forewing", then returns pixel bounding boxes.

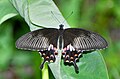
[63,28,108,51]
[16,28,59,51]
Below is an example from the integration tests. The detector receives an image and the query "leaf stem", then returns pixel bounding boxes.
[42,63,49,79]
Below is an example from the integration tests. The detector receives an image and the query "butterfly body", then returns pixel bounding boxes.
[16,24,108,72]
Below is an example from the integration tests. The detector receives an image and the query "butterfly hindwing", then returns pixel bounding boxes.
[16,28,59,51]
[63,28,108,51]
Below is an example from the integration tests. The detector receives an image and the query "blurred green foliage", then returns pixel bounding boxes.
[0,0,120,79]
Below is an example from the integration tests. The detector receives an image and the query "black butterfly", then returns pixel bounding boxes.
[16,24,108,72]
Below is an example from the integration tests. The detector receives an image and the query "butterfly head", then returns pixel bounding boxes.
[59,24,64,30]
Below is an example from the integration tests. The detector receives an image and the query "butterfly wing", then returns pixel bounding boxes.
[16,28,59,51]
[63,28,108,51]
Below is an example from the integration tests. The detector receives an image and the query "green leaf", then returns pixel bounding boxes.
[10,0,109,79]
[0,0,18,25]
[28,0,70,29]
[10,0,70,31]
[60,51,109,79]
[49,51,109,79]
[0,22,13,69]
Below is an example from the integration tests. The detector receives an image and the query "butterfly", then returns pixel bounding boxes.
[16,24,108,72]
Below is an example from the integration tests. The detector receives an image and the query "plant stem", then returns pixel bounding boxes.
[42,63,49,79]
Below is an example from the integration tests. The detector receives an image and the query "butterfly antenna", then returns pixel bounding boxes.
[62,11,73,24]
[51,11,61,23]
